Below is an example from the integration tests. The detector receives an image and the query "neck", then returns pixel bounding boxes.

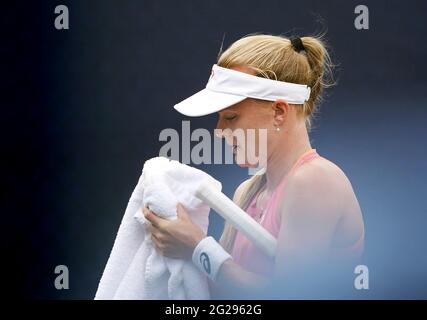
[265,121,312,192]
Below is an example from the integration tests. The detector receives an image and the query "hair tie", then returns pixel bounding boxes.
[290,37,305,53]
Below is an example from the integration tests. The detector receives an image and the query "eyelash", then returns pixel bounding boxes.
[225,115,237,121]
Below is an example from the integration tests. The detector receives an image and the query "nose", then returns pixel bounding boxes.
[215,116,225,131]
[215,116,226,137]
[215,117,233,143]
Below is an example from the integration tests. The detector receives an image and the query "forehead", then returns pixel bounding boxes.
[219,103,240,113]
[219,98,267,115]
[218,99,248,114]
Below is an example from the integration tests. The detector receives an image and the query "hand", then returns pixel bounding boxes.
[142,203,206,259]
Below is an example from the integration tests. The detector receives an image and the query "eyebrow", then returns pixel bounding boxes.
[219,108,238,114]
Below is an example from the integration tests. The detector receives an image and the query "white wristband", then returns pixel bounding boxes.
[192,236,231,281]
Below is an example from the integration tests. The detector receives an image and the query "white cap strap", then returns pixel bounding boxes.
[206,64,311,105]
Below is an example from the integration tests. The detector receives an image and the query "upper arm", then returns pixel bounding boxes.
[274,168,345,275]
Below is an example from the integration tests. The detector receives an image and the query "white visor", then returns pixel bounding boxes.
[173,64,311,117]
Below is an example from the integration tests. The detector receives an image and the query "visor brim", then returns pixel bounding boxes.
[173,89,246,117]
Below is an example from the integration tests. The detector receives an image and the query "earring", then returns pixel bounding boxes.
[275,126,281,132]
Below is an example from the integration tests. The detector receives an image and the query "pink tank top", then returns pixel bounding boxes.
[231,149,364,276]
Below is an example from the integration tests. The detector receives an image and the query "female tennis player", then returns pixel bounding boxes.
[142,34,365,298]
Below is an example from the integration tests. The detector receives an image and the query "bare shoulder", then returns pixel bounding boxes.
[281,156,363,246]
[281,156,361,224]
[287,156,356,205]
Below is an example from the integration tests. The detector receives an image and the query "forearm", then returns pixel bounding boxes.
[192,236,271,297]
[215,259,270,292]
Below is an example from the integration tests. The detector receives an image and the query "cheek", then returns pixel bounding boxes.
[265,131,276,154]
[229,111,271,142]
[232,129,271,167]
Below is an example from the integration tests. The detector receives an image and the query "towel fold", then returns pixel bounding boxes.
[94,156,221,300]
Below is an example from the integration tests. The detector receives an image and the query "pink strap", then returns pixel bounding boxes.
[260,149,320,231]
[272,149,319,203]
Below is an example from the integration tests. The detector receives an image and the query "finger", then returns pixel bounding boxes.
[149,224,169,244]
[150,227,163,242]
[156,241,178,258]
[148,224,158,237]
[142,207,151,220]
[151,232,160,246]
[147,223,156,234]
[151,235,164,253]
[143,207,166,229]
[163,248,179,259]
[142,206,153,217]
[176,203,189,220]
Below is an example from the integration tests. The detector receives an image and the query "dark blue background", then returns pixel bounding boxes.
[2,0,427,299]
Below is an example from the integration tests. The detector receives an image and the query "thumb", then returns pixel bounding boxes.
[176,203,189,220]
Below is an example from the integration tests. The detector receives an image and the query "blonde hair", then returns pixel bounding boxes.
[219,174,266,253]
[217,33,335,130]
[217,33,335,253]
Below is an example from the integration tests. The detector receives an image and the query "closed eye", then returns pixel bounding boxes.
[224,115,237,121]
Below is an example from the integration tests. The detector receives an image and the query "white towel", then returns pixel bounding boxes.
[94,156,221,300]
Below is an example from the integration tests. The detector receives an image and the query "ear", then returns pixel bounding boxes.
[271,99,289,127]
